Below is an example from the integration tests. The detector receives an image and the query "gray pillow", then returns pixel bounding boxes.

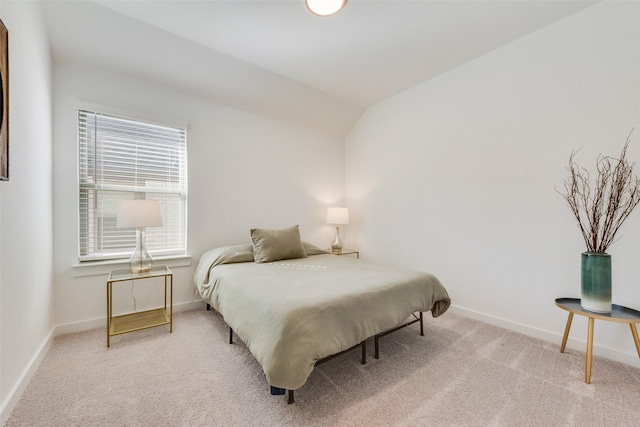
[250,225,308,263]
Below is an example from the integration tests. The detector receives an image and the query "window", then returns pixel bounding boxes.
[78,109,187,262]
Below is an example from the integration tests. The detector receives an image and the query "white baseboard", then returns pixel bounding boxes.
[1,300,206,424]
[448,305,640,368]
[0,327,55,426]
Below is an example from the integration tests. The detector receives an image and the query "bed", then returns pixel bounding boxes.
[194,229,450,403]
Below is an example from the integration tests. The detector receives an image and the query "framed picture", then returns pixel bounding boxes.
[0,19,7,180]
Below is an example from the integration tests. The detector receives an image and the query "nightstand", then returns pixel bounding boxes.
[106,265,173,347]
[330,249,359,259]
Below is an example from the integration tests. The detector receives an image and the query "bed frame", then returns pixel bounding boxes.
[206,304,425,404]
[374,311,424,359]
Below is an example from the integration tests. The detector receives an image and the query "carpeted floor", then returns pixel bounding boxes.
[5,308,640,426]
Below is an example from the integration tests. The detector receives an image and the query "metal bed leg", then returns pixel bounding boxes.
[206,303,211,311]
[374,312,424,359]
[283,340,365,404]
[229,327,233,344]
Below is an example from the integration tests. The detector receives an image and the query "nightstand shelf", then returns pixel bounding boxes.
[109,308,170,336]
[107,265,173,347]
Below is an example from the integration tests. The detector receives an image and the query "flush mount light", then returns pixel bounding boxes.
[306,0,347,17]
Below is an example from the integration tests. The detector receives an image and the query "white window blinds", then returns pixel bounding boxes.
[78,109,187,261]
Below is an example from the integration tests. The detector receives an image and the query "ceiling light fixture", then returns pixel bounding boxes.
[306,0,347,17]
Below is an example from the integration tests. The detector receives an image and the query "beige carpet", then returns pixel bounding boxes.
[5,308,640,426]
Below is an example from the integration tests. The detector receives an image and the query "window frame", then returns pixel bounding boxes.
[76,105,189,264]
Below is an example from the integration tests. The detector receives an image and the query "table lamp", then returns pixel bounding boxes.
[326,207,349,254]
[117,200,163,273]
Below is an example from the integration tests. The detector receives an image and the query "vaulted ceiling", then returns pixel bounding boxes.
[42,0,596,138]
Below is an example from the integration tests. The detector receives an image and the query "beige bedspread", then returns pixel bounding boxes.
[194,245,451,390]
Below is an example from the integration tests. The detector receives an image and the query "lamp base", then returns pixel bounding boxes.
[130,228,153,273]
[330,226,344,254]
[130,265,152,274]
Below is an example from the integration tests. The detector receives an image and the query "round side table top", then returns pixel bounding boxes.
[555,297,640,323]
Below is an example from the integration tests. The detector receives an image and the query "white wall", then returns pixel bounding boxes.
[52,62,345,328]
[0,0,53,422]
[346,1,640,365]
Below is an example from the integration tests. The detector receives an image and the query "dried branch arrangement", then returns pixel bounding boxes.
[557,130,640,253]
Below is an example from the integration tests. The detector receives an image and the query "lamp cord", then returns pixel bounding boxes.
[130,281,137,312]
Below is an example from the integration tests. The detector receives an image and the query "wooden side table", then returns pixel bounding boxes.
[107,265,173,347]
[555,297,640,383]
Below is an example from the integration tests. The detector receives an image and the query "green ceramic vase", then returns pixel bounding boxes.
[581,252,612,313]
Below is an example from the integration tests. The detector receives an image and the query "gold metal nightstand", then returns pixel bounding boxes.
[107,265,173,347]
[330,249,359,259]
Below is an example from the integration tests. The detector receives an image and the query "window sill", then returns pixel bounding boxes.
[71,255,192,278]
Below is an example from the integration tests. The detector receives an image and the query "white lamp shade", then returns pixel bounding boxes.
[117,200,163,228]
[305,0,347,17]
[326,207,349,225]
